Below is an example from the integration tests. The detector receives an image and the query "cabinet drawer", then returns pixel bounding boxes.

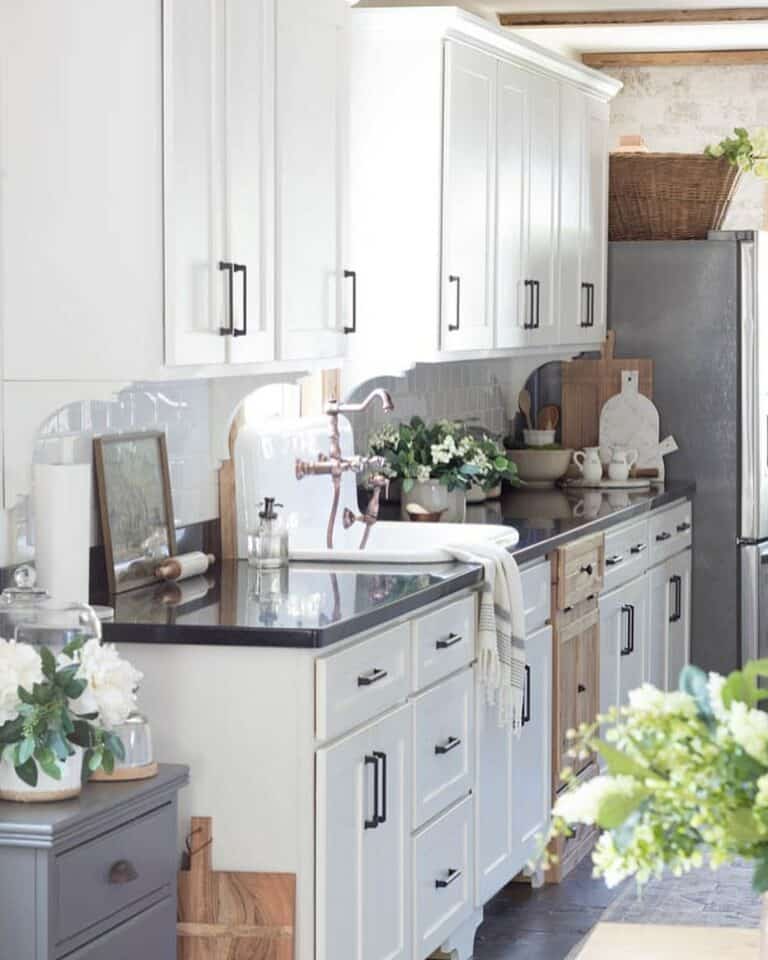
[63,896,175,960]
[412,595,475,692]
[650,501,692,566]
[553,533,605,610]
[316,623,410,740]
[56,805,176,945]
[521,559,551,633]
[412,668,473,829]
[604,519,649,592]
[413,796,473,960]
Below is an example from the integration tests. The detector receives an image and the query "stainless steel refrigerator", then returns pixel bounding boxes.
[608,230,768,676]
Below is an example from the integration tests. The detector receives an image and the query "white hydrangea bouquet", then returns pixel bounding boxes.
[0,635,142,794]
[706,127,768,179]
[547,659,768,896]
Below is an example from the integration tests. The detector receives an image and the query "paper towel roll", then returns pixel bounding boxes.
[33,463,92,603]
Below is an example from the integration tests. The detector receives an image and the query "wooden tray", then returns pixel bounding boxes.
[90,761,158,782]
[564,478,652,490]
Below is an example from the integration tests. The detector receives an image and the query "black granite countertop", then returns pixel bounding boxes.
[104,481,694,650]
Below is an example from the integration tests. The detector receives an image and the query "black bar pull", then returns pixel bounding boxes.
[373,751,387,825]
[621,604,634,655]
[364,754,379,829]
[218,261,235,336]
[435,868,462,889]
[233,263,247,337]
[670,575,682,623]
[524,279,535,329]
[344,269,357,335]
[522,664,532,726]
[435,736,462,755]
[436,632,462,650]
[534,280,541,328]
[630,543,647,554]
[448,275,461,332]
[358,668,388,687]
[677,521,691,533]
[606,554,624,566]
[656,531,671,542]
[580,281,591,328]
[587,282,595,327]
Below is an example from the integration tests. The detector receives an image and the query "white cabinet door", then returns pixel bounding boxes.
[316,705,410,960]
[600,576,648,715]
[0,0,164,381]
[495,60,528,351]
[164,0,274,367]
[442,41,495,352]
[667,550,692,690]
[647,562,670,690]
[476,625,551,903]
[523,72,559,348]
[277,0,347,362]
[581,94,609,341]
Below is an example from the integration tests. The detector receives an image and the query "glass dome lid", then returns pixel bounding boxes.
[0,565,101,651]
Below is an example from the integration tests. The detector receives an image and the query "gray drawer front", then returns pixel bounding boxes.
[62,897,175,960]
[57,804,175,944]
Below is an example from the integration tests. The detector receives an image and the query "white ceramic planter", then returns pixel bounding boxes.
[400,481,467,523]
[0,746,84,803]
[467,483,487,504]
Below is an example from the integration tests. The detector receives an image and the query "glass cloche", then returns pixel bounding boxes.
[0,565,101,653]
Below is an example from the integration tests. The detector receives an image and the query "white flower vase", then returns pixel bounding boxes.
[401,480,449,521]
[467,483,487,504]
[0,746,84,803]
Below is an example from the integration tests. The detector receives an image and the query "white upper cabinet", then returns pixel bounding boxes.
[559,87,610,346]
[164,0,274,368]
[441,43,496,353]
[277,0,348,362]
[0,0,164,382]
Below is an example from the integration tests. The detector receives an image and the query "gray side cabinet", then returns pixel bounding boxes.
[0,764,188,960]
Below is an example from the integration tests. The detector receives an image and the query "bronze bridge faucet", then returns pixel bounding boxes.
[295,389,395,550]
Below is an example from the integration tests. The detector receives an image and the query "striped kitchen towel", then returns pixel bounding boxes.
[447,540,527,730]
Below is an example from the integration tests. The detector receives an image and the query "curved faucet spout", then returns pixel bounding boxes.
[327,388,394,416]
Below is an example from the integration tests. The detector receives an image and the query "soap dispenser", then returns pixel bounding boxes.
[248,498,289,569]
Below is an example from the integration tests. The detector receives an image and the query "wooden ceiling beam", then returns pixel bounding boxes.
[499,8,768,27]
[582,49,768,67]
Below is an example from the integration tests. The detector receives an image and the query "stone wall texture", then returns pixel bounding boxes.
[605,63,768,230]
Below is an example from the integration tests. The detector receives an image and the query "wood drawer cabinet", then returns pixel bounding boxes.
[553,533,605,610]
[546,761,599,884]
[552,599,600,793]
[0,765,187,960]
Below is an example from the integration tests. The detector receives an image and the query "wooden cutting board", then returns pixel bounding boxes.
[177,817,295,960]
[561,331,653,452]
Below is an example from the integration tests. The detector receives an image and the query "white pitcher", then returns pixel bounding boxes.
[607,447,639,482]
[573,447,603,483]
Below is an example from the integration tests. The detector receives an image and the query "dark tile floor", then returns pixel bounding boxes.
[473,860,627,960]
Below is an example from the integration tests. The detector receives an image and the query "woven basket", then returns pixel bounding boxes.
[609,153,741,241]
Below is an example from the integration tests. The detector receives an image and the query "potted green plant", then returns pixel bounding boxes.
[461,433,520,503]
[0,636,140,802]
[546,659,768,957]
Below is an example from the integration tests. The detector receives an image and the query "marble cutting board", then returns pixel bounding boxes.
[599,369,662,477]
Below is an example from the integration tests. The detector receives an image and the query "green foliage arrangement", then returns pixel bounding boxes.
[706,127,768,178]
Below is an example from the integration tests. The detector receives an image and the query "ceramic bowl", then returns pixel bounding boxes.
[506,448,573,487]
[523,429,556,448]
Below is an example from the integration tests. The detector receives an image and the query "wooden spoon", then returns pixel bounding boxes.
[518,389,533,431]
[537,404,560,431]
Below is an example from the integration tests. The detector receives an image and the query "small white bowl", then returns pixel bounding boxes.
[523,429,556,448]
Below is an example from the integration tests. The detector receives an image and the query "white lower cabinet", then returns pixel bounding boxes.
[599,575,649,717]
[316,704,411,960]
[413,796,474,959]
[648,549,692,691]
[476,623,552,903]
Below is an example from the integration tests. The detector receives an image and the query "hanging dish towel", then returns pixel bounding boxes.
[447,541,527,729]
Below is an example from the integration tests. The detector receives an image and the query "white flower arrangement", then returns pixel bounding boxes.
[0,636,142,786]
[546,659,768,894]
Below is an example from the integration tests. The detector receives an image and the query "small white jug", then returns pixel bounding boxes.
[573,447,603,484]
[607,447,639,483]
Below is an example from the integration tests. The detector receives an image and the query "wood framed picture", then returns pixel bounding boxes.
[93,431,177,595]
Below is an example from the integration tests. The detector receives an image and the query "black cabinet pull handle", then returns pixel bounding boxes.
[373,750,387,825]
[580,281,591,328]
[344,269,357,335]
[218,261,235,336]
[677,521,691,533]
[630,543,647,554]
[233,263,247,337]
[577,683,586,693]
[435,736,462,755]
[436,632,462,650]
[581,563,594,576]
[606,554,624,566]
[448,275,461,331]
[522,664,532,726]
[524,279,535,329]
[669,575,682,623]
[621,603,635,655]
[108,860,138,885]
[364,754,379,829]
[656,531,671,542]
[435,868,462,889]
[358,668,388,687]
[534,280,541,328]
[588,282,595,327]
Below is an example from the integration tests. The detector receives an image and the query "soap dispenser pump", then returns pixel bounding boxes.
[248,498,289,569]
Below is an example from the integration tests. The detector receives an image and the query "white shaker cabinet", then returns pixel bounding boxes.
[316,704,410,960]
[599,575,649,715]
[558,88,610,346]
[441,42,496,353]
[648,549,692,691]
